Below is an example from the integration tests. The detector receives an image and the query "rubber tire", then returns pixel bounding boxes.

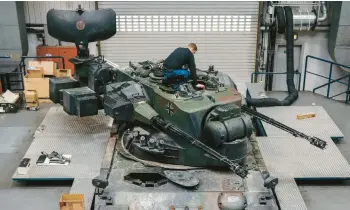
[275,6,286,34]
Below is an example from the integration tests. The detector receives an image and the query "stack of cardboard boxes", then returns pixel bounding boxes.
[24,60,72,100]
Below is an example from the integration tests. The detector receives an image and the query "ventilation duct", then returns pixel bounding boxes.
[246,6,298,107]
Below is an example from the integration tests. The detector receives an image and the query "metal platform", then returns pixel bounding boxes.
[12,107,112,181]
[275,178,308,210]
[34,106,112,137]
[257,106,344,140]
[256,136,350,179]
[70,178,95,210]
[246,84,350,179]
[246,83,350,210]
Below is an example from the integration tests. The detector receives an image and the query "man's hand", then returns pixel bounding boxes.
[196,83,205,89]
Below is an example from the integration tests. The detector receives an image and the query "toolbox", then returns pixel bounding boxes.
[0,90,23,113]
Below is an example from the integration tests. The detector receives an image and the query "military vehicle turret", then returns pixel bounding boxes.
[45,6,328,210]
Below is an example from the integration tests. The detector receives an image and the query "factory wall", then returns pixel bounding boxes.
[0,2,27,59]
[24,1,97,57]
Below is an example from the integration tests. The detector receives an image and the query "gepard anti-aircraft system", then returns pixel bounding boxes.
[46,6,327,210]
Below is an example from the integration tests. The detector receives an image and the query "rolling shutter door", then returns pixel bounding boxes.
[98,1,259,83]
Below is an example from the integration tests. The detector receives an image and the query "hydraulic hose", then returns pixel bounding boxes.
[246,6,298,107]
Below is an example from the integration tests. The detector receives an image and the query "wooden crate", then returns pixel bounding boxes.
[55,69,72,77]
[24,90,39,103]
[27,67,44,78]
[297,112,316,120]
[24,75,50,98]
[59,194,84,210]
[28,60,55,76]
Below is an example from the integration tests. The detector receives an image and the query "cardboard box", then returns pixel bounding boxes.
[24,90,39,103]
[27,67,44,78]
[59,194,84,210]
[26,102,39,108]
[28,60,55,75]
[0,90,22,113]
[28,60,41,68]
[55,69,72,77]
[24,75,50,98]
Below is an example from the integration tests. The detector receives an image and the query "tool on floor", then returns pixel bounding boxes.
[37,151,71,165]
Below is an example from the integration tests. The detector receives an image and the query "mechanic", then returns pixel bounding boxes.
[163,43,202,89]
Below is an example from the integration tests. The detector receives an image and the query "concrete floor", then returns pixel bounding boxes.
[0,92,349,209]
[0,103,71,209]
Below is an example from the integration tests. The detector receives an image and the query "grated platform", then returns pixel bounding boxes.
[275,178,308,210]
[12,107,111,181]
[257,136,350,179]
[257,106,344,139]
[246,83,350,210]
[12,135,108,180]
[70,178,95,210]
[34,107,111,137]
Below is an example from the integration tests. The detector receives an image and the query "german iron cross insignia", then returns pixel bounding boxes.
[166,102,174,116]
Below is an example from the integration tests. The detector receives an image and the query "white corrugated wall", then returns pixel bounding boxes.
[98,1,259,83]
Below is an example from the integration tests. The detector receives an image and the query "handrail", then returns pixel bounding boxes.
[0,56,23,91]
[251,71,301,91]
[303,55,350,103]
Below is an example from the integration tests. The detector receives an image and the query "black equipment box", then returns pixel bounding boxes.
[88,62,113,95]
[49,77,80,104]
[61,86,98,117]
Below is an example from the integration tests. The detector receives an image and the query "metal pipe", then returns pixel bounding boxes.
[293,11,317,31]
[318,1,327,22]
[260,26,329,31]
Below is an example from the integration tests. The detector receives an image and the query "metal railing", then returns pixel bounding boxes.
[302,55,350,103]
[251,71,302,91]
[0,56,23,91]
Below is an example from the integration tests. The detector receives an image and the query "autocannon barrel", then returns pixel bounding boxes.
[151,116,248,178]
